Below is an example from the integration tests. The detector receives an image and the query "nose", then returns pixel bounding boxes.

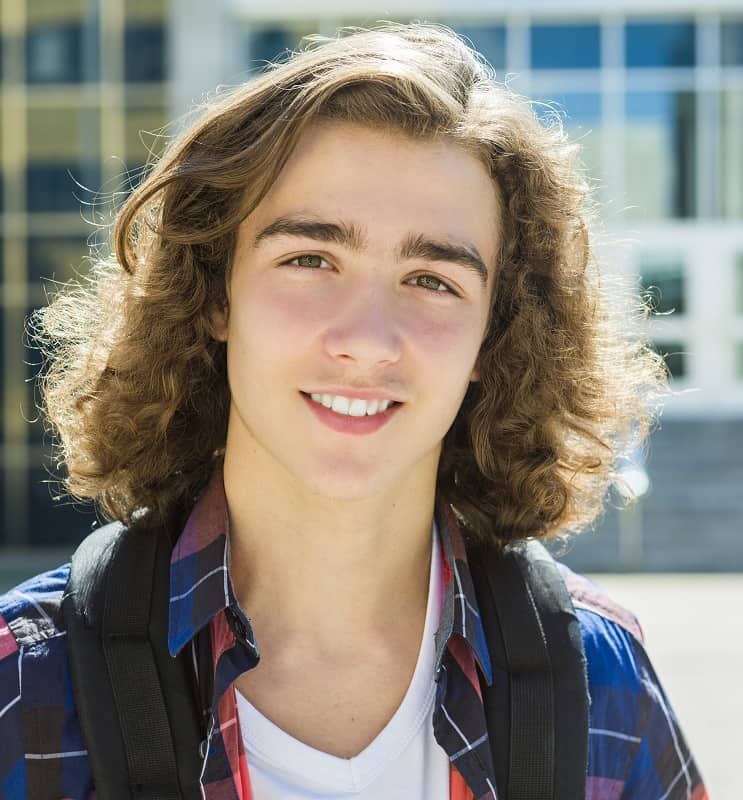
[323,284,403,369]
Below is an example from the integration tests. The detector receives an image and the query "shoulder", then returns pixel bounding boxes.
[0,563,71,650]
[557,564,707,799]
[558,563,644,644]
[0,564,92,798]
[558,563,649,706]
[557,564,649,729]
[0,565,72,747]
[559,564,651,698]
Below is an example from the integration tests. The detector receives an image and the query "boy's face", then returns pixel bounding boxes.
[214,120,499,501]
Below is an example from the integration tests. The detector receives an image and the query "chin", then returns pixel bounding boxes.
[298,460,399,502]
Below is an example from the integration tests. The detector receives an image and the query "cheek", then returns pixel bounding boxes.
[256,273,339,327]
[226,279,333,373]
[400,308,484,367]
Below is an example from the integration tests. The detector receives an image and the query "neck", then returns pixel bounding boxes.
[222,450,437,652]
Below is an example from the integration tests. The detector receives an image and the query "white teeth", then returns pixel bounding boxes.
[331,396,350,414]
[348,398,367,417]
[307,393,396,417]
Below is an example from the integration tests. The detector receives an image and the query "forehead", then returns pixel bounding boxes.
[242,120,501,268]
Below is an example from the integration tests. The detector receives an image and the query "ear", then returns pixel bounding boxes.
[209,303,229,343]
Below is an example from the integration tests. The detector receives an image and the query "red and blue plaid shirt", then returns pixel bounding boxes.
[0,465,707,799]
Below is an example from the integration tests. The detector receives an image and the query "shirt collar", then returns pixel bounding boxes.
[167,462,493,686]
[434,496,493,685]
[168,463,234,656]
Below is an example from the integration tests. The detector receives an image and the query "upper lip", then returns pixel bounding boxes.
[301,388,404,402]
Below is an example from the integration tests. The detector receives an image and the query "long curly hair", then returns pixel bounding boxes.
[32,22,666,545]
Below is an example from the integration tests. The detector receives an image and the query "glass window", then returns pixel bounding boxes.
[243,21,320,75]
[722,20,743,66]
[736,342,743,379]
[27,24,81,82]
[124,24,166,82]
[638,252,686,315]
[721,90,743,219]
[28,466,96,546]
[28,236,90,284]
[26,164,101,212]
[625,21,695,68]
[531,23,601,70]
[625,91,696,219]
[247,27,296,72]
[26,21,99,83]
[27,106,100,212]
[536,92,602,182]
[449,24,506,72]
[652,340,686,379]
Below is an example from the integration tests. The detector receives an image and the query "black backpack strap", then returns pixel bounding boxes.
[62,521,204,799]
[469,539,589,800]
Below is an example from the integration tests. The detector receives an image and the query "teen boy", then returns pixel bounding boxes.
[0,23,706,799]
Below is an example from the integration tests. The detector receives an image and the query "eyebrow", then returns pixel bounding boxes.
[251,214,490,288]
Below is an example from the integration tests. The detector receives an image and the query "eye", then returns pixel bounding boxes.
[407,274,458,295]
[282,254,332,269]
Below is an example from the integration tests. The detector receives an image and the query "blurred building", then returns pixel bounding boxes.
[1,0,742,578]
[0,0,169,569]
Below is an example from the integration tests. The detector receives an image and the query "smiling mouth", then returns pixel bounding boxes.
[300,391,402,417]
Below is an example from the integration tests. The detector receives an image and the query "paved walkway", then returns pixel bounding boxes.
[589,573,743,800]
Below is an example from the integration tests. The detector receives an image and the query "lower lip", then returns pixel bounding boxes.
[301,393,402,435]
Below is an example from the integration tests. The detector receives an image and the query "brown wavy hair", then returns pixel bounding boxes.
[32,22,666,545]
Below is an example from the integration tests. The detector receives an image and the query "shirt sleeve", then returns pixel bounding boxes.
[621,636,708,799]
[0,610,26,797]
[579,606,708,800]
[0,567,96,800]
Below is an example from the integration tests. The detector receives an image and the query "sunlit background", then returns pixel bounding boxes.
[1,0,742,794]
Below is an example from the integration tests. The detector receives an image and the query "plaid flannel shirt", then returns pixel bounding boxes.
[1,465,707,799]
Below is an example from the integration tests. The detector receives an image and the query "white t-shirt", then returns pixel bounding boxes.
[235,522,450,799]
